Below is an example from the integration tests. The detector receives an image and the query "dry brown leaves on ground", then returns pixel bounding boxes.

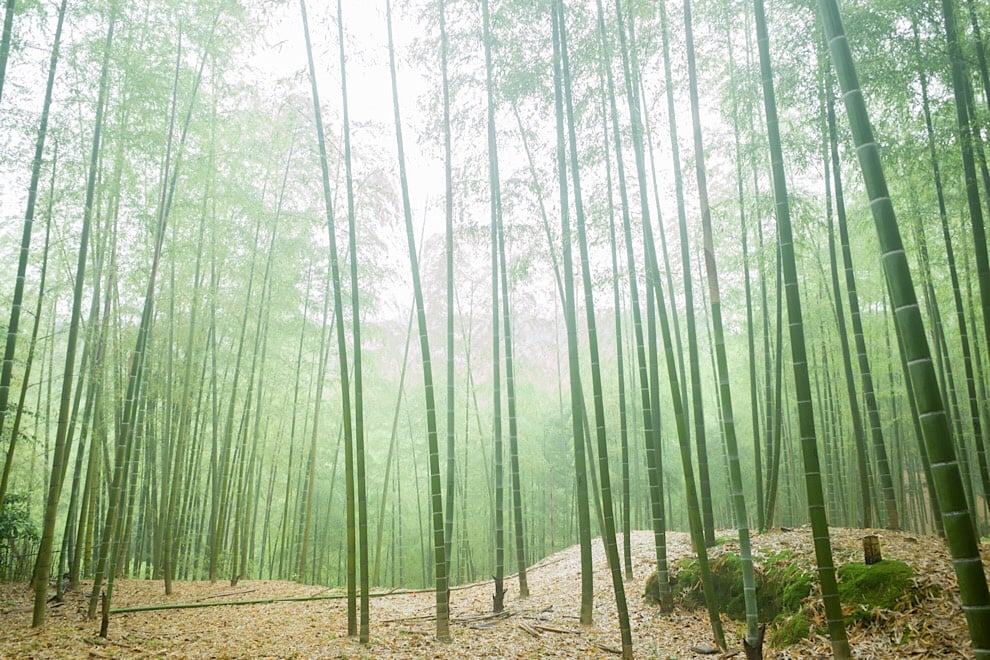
[0,527,983,658]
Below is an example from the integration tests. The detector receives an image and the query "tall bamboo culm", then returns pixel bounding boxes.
[819,1,990,655]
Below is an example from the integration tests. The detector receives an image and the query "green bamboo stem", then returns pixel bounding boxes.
[820,0,990,655]
[754,0,849,654]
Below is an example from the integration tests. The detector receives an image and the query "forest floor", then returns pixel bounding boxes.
[0,527,982,658]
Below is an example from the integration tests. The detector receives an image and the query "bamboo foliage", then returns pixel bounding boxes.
[0,0,68,517]
[90,13,216,624]
[34,3,108,624]
[2,1,990,655]
[0,0,14,104]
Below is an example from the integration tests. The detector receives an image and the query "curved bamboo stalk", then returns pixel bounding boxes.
[595,0,670,608]
[298,0,358,634]
[335,0,370,641]
[683,0,760,650]
[34,4,109,626]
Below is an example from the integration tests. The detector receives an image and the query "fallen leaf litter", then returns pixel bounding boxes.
[0,527,982,658]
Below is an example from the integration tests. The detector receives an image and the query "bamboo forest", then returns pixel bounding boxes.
[2,0,990,657]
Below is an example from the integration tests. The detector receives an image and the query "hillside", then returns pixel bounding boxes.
[1,527,980,658]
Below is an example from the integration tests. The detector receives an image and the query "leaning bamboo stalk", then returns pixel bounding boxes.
[384,0,449,641]
[820,0,990,654]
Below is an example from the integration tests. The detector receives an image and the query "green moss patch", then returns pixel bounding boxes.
[653,552,813,622]
[767,611,809,647]
[645,551,815,646]
[644,553,927,649]
[837,560,916,624]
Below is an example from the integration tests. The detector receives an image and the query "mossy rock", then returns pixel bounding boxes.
[708,553,749,620]
[836,560,916,625]
[763,552,813,617]
[649,553,924,648]
[642,551,821,649]
[643,566,678,608]
[652,557,705,610]
[660,552,813,623]
[643,570,661,606]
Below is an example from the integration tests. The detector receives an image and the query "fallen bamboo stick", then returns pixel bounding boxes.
[591,642,622,655]
[518,622,542,638]
[532,624,580,635]
[195,589,256,601]
[109,588,414,615]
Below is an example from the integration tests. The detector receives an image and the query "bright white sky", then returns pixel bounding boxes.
[249,0,444,234]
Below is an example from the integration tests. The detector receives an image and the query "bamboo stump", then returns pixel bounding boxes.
[99,590,109,638]
[743,624,766,660]
[493,576,505,613]
[863,534,882,565]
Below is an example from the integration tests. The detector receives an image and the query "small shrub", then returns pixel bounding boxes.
[0,492,39,581]
[0,492,37,543]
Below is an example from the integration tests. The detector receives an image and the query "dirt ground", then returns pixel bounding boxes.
[0,527,981,658]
